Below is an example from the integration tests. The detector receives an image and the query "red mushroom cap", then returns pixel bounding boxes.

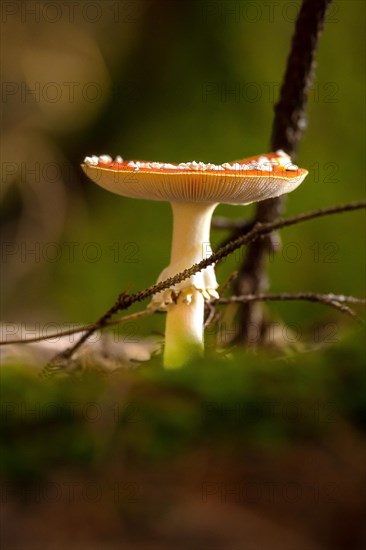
[82,151,308,204]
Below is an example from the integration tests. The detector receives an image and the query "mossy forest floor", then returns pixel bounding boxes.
[1,329,365,549]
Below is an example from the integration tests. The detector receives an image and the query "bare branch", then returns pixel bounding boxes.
[46,200,365,365]
[218,270,239,296]
[214,293,366,321]
[204,302,217,329]
[0,309,153,346]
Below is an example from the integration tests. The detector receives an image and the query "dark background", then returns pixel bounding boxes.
[1,0,365,342]
[1,3,366,549]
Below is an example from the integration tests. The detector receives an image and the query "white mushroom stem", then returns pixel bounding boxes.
[163,201,218,368]
[164,288,205,368]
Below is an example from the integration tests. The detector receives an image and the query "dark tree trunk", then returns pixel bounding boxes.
[233,0,334,344]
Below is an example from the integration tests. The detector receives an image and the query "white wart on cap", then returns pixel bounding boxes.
[82,150,307,205]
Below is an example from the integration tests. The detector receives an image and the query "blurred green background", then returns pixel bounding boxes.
[1,0,365,345]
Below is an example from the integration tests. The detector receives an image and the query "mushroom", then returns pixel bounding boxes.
[82,151,308,368]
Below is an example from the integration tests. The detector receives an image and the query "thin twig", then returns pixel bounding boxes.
[218,270,239,296]
[214,293,366,321]
[47,200,365,364]
[5,287,364,348]
[204,302,217,328]
[0,309,154,346]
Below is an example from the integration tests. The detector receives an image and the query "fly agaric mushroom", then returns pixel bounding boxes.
[82,151,308,368]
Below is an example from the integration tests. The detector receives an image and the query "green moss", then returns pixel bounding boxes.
[1,330,364,479]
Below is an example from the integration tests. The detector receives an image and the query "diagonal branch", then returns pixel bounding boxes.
[214,293,366,321]
[46,200,365,365]
[3,290,364,349]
